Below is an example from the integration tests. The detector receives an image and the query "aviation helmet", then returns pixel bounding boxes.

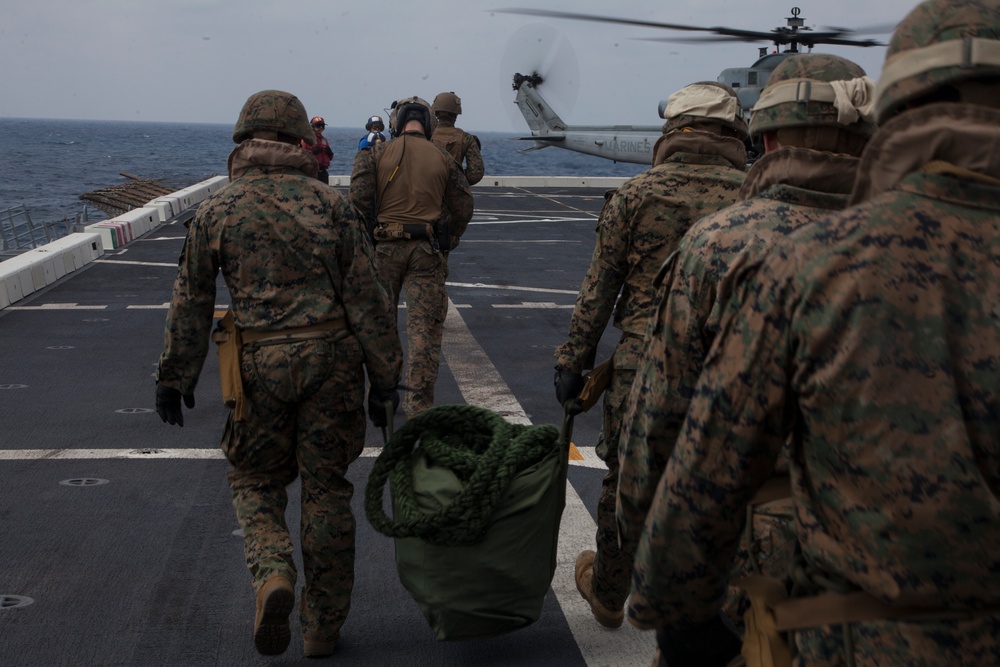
[432,92,463,116]
[875,0,1000,123]
[660,81,748,139]
[310,116,326,129]
[366,115,385,132]
[233,90,315,146]
[388,96,437,139]
[748,54,877,140]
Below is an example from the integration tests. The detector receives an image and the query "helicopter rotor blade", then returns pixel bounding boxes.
[822,22,899,36]
[494,7,890,48]
[493,7,734,35]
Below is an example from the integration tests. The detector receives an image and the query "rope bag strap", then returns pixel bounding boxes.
[364,404,560,546]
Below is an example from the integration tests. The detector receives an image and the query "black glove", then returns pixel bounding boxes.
[324,146,334,158]
[655,615,742,667]
[156,383,195,427]
[554,368,585,415]
[311,145,323,155]
[368,387,400,428]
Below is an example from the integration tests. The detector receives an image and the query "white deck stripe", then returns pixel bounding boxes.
[0,446,608,467]
[94,259,178,267]
[441,299,655,666]
[446,281,578,295]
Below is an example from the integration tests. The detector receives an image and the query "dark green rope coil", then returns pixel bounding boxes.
[365,404,561,546]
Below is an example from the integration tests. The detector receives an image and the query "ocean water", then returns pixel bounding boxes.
[0,118,646,226]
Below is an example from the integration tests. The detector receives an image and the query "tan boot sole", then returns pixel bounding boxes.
[254,577,295,656]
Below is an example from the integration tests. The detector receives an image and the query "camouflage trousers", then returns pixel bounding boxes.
[374,239,448,418]
[222,335,366,641]
[592,364,637,611]
[791,613,1000,666]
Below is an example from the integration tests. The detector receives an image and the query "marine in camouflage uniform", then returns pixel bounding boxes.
[155,90,402,658]
[618,54,877,646]
[629,2,1000,664]
[553,81,748,628]
[431,92,485,186]
[350,96,474,418]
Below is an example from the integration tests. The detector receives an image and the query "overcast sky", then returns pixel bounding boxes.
[1,0,919,133]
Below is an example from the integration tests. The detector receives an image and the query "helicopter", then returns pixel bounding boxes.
[501,7,893,165]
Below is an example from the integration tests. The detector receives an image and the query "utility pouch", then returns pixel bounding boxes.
[211,310,248,422]
[738,575,793,667]
[373,222,432,242]
[577,358,613,412]
[433,217,452,252]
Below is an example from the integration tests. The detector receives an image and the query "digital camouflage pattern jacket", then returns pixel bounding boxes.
[629,104,1000,665]
[157,138,402,395]
[432,122,485,186]
[618,146,862,554]
[554,130,746,373]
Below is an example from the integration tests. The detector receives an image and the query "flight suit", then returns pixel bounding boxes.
[158,138,402,643]
[630,103,1000,665]
[350,131,473,418]
[555,129,746,613]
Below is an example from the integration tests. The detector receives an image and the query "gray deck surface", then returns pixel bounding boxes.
[0,185,657,665]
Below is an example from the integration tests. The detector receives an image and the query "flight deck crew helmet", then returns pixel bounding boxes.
[659,81,748,140]
[233,90,315,146]
[748,54,877,153]
[388,96,436,139]
[432,92,463,116]
[366,115,385,132]
[310,116,326,129]
[875,0,1000,123]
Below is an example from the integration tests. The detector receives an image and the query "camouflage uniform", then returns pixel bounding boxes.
[350,97,474,418]
[629,3,1000,664]
[431,91,485,186]
[619,54,876,632]
[555,82,747,615]
[432,122,484,186]
[157,91,402,647]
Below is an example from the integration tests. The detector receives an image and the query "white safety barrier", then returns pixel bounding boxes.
[0,233,104,309]
[0,175,229,310]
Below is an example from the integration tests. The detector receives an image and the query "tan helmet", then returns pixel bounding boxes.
[875,0,1000,123]
[749,54,877,141]
[389,96,437,139]
[432,92,463,116]
[232,90,315,145]
[660,81,748,139]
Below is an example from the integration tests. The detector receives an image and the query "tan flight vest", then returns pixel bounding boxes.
[375,134,451,237]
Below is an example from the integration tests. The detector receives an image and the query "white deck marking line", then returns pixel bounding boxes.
[446,281,578,295]
[5,303,108,311]
[0,449,226,460]
[493,302,574,309]
[441,299,654,666]
[0,446,608,467]
[94,259,178,267]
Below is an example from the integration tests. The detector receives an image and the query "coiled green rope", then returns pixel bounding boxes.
[365,404,561,546]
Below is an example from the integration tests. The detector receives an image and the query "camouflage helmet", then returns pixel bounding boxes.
[749,54,877,140]
[659,81,748,139]
[432,91,463,115]
[389,96,437,139]
[232,90,315,146]
[875,0,1000,122]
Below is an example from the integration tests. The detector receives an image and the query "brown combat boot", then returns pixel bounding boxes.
[253,576,295,656]
[575,550,624,629]
[303,636,337,659]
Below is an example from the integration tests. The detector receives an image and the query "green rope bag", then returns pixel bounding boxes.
[365,404,561,546]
